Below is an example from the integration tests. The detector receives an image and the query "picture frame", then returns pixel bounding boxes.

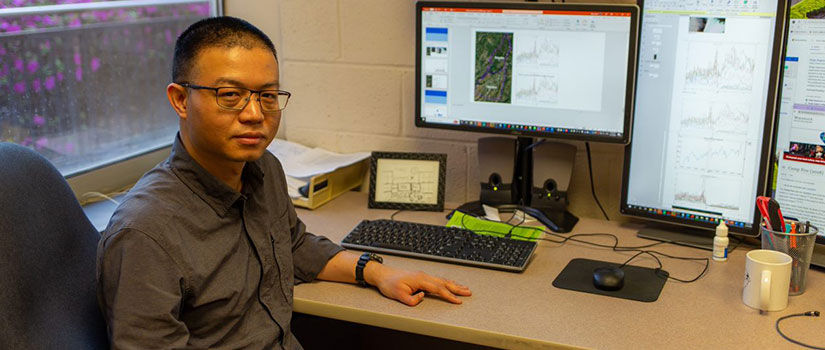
[368,151,447,211]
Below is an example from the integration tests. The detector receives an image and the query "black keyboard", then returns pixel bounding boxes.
[341,219,537,272]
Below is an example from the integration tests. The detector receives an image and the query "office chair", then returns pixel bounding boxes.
[0,143,109,349]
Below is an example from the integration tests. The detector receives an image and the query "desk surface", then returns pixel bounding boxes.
[294,192,825,350]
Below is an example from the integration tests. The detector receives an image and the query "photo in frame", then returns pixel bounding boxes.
[368,152,446,211]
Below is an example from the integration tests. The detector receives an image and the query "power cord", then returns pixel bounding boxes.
[585,142,609,221]
[78,183,133,206]
[776,311,823,349]
[79,191,122,206]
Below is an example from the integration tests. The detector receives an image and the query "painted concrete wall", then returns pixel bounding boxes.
[224,0,635,220]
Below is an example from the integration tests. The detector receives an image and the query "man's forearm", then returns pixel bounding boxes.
[316,250,384,285]
[315,250,471,306]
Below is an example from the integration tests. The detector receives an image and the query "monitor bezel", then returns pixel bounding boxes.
[619,0,789,235]
[764,6,825,246]
[414,1,640,144]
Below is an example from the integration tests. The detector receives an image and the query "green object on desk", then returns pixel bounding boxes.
[446,211,543,241]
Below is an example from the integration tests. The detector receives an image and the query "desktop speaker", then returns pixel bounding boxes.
[478,137,516,206]
[530,142,576,211]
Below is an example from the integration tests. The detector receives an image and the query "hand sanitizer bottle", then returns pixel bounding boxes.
[713,221,729,262]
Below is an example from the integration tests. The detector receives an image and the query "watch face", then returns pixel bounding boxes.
[369,253,383,264]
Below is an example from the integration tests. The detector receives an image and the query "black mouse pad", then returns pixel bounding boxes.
[552,258,669,302]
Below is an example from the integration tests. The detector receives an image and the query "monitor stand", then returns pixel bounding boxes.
[458,136,579,233]
[636,224,715,251]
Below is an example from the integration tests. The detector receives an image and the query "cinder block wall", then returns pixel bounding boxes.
[225,0,634,221]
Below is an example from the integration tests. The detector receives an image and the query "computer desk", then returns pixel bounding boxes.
[294,192,824,349]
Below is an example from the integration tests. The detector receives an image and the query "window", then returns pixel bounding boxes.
[0,0,220,176]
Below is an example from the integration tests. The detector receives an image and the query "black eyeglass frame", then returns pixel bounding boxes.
[177,82,291,112]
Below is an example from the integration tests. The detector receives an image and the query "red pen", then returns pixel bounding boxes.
[790,221,798,248]
[756,196,771,229]
[756,196,773,230]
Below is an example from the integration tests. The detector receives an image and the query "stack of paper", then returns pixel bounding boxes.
[267,139,370,198]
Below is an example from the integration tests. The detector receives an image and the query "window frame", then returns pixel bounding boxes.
[1,0,222,200]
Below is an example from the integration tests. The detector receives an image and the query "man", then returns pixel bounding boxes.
[97,16,471,349]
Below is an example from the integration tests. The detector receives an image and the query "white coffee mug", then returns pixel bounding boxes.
[743,249,792,312]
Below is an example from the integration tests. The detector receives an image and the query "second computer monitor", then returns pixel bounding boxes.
[415,2,639,144]
[621,0,787,238]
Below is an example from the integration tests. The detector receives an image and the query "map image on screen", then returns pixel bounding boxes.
[790,0,825,19]
[474,31,513,103]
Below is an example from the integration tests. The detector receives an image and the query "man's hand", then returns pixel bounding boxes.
[316,251,471,306]
[365,263,472,306]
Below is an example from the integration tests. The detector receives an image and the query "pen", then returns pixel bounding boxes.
[790,221,797,248]
[756,196,773,230]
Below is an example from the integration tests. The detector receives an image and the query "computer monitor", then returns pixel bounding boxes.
[416,1,639,231]
[416,2,638,143]
[621,0,788,247]
[767,0,825,267]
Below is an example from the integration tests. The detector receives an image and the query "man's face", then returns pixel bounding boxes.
[179,46,280,165]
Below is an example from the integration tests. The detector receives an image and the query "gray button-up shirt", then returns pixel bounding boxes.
[97,135,343,349]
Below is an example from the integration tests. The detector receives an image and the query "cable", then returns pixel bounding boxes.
[457,210,540,241]
[455,210,709,282]
[505,211,526,238]
[459,210,669,249]
[776,311,824,349]
[80,191,121,206]
[727,235,744,253]
[78,182,133,206]
[585,142,609,221]
[729,230,762,238]
[535,230,709,283]
[618,250,657,269]
[524,139,547,151]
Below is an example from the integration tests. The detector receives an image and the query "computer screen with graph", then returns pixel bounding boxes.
[621,0,786,235]
[415,2,638,144]
[769,0,825,242]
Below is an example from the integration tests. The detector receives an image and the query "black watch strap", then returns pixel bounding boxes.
[355,252,383,287]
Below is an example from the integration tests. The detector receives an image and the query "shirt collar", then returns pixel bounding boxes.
[169,133,265,217]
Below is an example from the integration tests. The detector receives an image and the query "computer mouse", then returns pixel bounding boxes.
[593,266,625,291]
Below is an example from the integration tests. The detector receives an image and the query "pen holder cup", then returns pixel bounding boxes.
[760,222,818,296]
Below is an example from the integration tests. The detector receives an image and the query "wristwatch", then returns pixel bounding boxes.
[355,252,383,287]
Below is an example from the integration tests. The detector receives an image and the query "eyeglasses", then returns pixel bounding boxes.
[178,83,291,112]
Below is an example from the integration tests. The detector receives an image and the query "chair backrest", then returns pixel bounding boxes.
[0,143,109,349]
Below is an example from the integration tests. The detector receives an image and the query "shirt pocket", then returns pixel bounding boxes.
[269,214,294,303]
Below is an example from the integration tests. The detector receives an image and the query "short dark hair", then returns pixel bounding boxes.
[172,16,278,83]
